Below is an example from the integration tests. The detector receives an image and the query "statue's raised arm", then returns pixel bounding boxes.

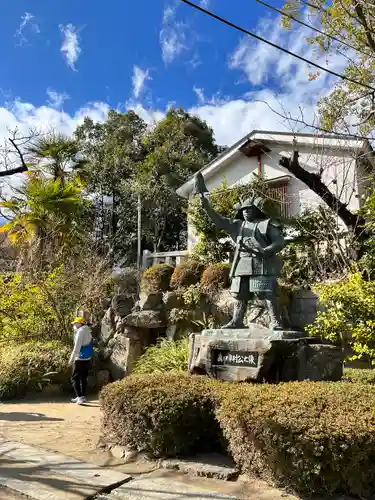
[193,173,234,235]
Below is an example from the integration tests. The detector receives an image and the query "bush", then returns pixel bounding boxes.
[141,263,174,293]
[343,367,375,383]
[217,381,375,497]
[201,262,231,294]
[307,273,375,364]
[133,338,189,374]
[100,373,224,457]
[170,260,204,289]
[101,373,375,497]
[0,341,71,400]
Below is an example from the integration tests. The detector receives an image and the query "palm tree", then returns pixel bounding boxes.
[0,174,88,266]
[26,132,88,184]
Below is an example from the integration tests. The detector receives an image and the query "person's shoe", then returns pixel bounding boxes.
[71,397,79,403]
[77,397,86,405]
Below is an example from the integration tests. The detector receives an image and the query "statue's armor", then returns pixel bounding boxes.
[230,219,283,298]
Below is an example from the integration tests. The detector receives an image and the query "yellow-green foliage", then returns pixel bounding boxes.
[101,373,375,497]
[0,341,70,399]
[344,368,375,384]
[133,338,189,374]
[307,273,375,364]
[170,260,204,289]
[141,263,174,293]
[0,272,59,340]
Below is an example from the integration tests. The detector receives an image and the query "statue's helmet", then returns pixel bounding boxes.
[233,194,267,220]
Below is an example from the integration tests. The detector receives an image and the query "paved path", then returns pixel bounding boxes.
[0,396,299,500]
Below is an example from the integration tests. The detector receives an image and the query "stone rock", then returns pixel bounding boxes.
[112,267,139,296]
[110,445,126,459]
[97,369,110,389]
[166,324,178,340]
[160,454,239,481]
[163,291,185,310]
[123,310,167,329]
[137,291,164,311]
[88,375,97,391]
[108,335,143,380]
[111,294,134,317]
[42,384,61,396]
[101,308,115,344]
[280,340,344,382]
[124,449,138,464]
[188,328,343,383]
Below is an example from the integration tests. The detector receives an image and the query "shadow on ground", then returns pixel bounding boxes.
[0,412,64,422]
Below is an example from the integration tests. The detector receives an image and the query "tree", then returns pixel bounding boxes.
[75,110,147,261]
[0,173,89,267]
[282,0,375,135]
[26,132,88,184]
[279,150,366,243]
[135,108,220,253]
[75,107,220,262]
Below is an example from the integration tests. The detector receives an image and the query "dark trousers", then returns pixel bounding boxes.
[71,359,90,398]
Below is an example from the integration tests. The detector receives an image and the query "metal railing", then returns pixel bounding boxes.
[142,250,189,269]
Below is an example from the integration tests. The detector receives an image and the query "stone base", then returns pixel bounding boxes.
[188,327,343,383]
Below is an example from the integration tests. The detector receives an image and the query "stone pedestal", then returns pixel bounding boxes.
[188,325,343,383]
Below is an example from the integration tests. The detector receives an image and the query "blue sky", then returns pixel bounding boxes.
[0,0,345,148]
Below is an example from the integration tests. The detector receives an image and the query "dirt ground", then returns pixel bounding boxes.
[0,394,350,500]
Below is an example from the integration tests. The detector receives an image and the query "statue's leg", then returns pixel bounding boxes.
[222,276,248,329]
[222,298,248,329]
[265,293,283,330]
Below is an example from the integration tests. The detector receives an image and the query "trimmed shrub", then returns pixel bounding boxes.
[133,338,189,374]
[343,367,375,384]
[217,381,375,497]
[201,262,231,294]
[141,263,174,293]
[0,341,71,400]
[101,373,375,497]
[100,373,224,457]
[170,260,205,289]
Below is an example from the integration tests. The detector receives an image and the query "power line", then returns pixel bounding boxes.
[179,0,375,92]
[256,0,372,59]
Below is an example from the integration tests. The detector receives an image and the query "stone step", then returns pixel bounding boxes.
[0,440,132,500]
[97,473,240,500]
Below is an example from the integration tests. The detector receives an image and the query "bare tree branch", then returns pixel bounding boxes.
[279,150,366,240]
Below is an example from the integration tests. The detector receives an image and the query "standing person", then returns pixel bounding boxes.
[69,317,93,405]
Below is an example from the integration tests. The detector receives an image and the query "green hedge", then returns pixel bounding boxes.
[0,341,71,400]
[100,373,375,498]
[100,374,224,457]
[343,367,375,384]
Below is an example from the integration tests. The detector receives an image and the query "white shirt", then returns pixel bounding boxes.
[69,325,92,363]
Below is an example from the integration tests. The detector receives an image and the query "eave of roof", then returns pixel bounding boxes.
[176,129,371,199]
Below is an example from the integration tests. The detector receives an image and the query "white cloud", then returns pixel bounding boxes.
[132,66,152,99]
[59,24,81,71]
[160,4,188,65]
[193,86,206,105]
[160,23,187,65]
[15,12,40,46]
[229,12,348,105]
[46,89,70,109]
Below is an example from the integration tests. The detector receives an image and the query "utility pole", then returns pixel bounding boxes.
[137,192,142,270]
